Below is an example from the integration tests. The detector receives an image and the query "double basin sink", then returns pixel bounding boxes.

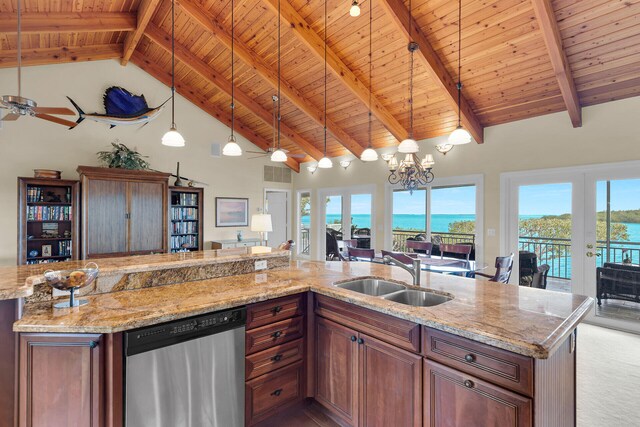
[334,278,452,307]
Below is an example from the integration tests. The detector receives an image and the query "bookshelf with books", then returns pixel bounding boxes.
[169,187,203,253]
[18,177,80,265]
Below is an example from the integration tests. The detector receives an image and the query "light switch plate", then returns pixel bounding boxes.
[255,260,268,271]
[52,288,77,298]
[487,228,496,237]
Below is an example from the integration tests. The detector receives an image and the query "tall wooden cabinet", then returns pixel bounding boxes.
[78,166,169,259]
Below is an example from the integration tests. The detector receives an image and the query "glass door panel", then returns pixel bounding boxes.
[325,195,343,260]
[430,185,476,252]
[351,194,372,249]
[392,189,426,252]
[298,192,311,256]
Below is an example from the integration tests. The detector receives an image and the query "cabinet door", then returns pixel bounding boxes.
[424,360,532,427]
[86,179,127,256]
[359,334,422,427]
[19,333,103,427]
[128,181,165,253]
[315,317,359,426]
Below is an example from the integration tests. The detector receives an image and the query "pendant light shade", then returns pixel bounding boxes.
[163,0,185,147]
[398,137,419,153]
[318,156,333,169]
[223,0,242,156]
[223,135,242,156]
[270,149,287,162]
[448,125,471,145]
[162,126,185,147]
[449,0,471,145]
[360,147,379,162]
[350,0,361,16]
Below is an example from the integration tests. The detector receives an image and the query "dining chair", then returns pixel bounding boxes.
[476,253,514,284]
[326,232,346,261]
[531,264,550,289]
[347,247,375,261]
[381,250,415,264]
[406,240,433,255]
[439,244,473,261]
[337,239,357,258]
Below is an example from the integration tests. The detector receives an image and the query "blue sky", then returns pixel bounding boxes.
[392,187,476,215]
[325,194,374,215]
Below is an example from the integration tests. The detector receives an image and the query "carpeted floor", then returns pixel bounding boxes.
[577,323,640,427]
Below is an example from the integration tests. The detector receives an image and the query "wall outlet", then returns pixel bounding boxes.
[52,288,77,298]
[255,260,268,271]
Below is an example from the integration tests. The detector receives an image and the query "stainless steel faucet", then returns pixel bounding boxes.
[383,256,421,287]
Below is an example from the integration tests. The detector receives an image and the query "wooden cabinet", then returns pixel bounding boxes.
[19,333,104,427]
[424,360,532,427]
[78,166,169,258]
[315,317,422,427]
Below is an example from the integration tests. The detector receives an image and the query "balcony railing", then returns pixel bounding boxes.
[518,236,640,280]
[300,227,310,255]
[392,229,476,252]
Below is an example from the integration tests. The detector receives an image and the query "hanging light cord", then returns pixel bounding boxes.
[230,0,235,138]
[408,0,414,139]
[457,0,462,128]
[17,0,22,97]
[323,0,328,156]
[171,0,176,128]
[368,0,372,149]
[277,0,281,149]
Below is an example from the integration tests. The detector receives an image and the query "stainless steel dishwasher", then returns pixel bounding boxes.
[124,307,246,427]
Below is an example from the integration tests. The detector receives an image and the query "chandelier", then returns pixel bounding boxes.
[384,152,434,194]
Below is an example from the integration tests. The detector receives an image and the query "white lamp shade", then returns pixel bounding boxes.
[161,128,185,147]
[318,156,333,169]
[421,154,435,168]
[448,126,472,145]
[387,156,399,170]
[350,2,361,16]
[251,213,273,232]
[223,141,243,156]
[398,137,419,153]
[360,147,379,162]
[270,149,288,162]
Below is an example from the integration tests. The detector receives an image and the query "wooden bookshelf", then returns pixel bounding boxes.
[169,186,204,253]
[17,177,80,265]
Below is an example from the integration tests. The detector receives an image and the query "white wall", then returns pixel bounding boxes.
[0,59,290,265]
[293,96,640,263]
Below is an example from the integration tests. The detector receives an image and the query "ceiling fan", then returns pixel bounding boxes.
[1,0,77,128]
[246,96,305,160]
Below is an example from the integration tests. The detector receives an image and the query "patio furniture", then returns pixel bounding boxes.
[326,232,346,261]
[596,262,640,305]
[531,264,550,289]
[337,239,357,258]
[347,247,375,261]
[439,244,473,262]
[381,250,415,264]
[519,251,538,286]
[406,240,433,255]
[475,254,514,284]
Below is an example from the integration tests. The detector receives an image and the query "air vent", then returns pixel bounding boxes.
[264,165,292,183]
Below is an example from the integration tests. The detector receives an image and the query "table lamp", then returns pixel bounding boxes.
[251,213,273,246]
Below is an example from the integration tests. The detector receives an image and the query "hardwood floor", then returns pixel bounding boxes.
[256,400,342,427]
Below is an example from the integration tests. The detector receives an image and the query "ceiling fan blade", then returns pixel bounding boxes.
[34,113,78,128]
[245,150,268,155]
[32,106,75,116]
[1,113,21,121]
[247,155,268,160]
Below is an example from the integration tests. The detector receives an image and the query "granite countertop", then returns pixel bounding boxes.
[0,247,287,301]
[13,260,593,359]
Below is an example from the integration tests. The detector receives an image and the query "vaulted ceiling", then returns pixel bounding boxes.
[1,0,639,172]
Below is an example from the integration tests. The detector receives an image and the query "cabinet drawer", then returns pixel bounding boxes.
[246,338,304,380]
[247,294,305,329]
[246,361,304,426]
[424,328,534,397]
[314,294,421,353]
[245,316,305,355]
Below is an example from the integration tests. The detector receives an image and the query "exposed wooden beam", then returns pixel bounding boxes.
[260,0,408,144]
[531,0,582,127]
[0,12,136,34]
[178,0,364,157]
[378,0,485,144]
[131,52,301,172]
[121,0,162,66]
[145,24,324,161]
[0,44,122,68]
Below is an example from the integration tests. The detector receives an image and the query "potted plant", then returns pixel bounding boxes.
[97,141,150,170]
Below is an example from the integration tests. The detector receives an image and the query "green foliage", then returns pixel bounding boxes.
[596,209,640,224]
[299,195,311,217]
[448,220,476,234]
[97,142,150,170]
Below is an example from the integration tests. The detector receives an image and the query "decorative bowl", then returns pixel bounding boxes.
[44,262,99,309]
[33,169,62,179]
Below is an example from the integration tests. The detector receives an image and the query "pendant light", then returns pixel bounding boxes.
[349,0,361,17]
[397,0,419,154]
[318,0,333,169]
[223,0,242,156]
[448,0,472,145]
[271,0,287,163]
[161,0,185,147]
[360,0,378,162]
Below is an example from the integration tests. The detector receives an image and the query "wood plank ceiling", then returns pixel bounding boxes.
[1,0,639,170]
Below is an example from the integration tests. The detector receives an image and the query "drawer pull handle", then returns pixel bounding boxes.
[272,306,283,314]
[464,354,475,363]
[272,354,283,362]
[272,331,282,339]
[357,338,364,345]
[271,388,283,397]
[463,380,474,389]
[350,335,357,342]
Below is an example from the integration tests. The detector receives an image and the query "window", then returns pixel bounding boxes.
[430,185,476,245]
[392,189,426,251]
[297,191,311,256]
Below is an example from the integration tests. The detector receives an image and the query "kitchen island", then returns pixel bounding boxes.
[2,249,593,426]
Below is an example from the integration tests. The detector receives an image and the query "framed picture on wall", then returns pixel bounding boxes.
[215,197,249,227]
